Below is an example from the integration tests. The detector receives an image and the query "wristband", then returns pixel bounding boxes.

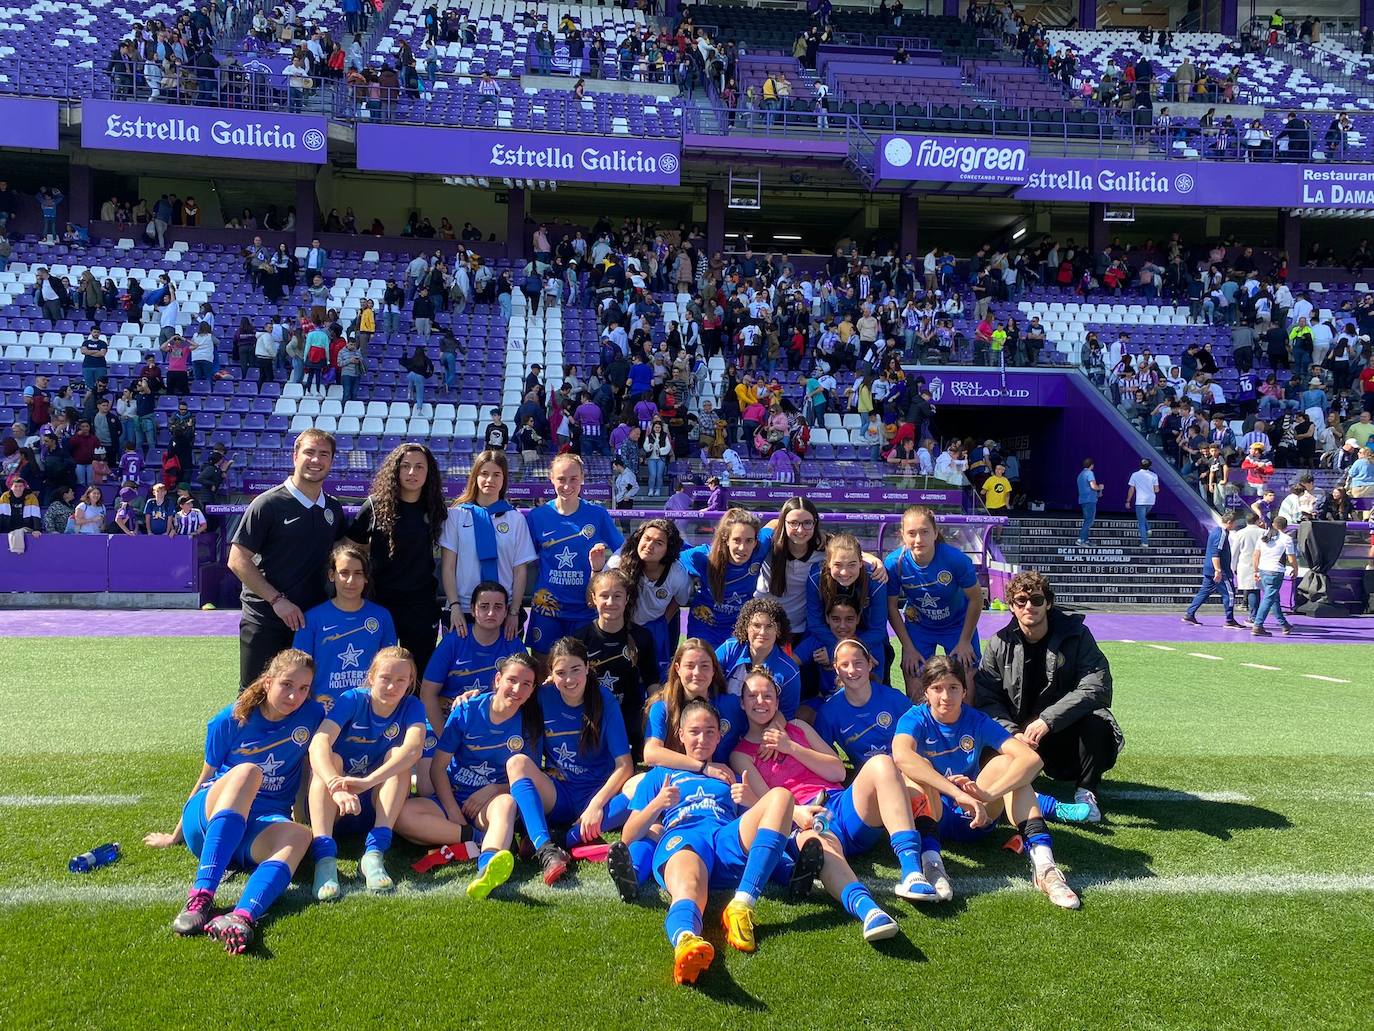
[699,760,708,774]
[269,592,286,605]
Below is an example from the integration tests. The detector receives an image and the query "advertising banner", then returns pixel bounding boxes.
[356,124,682,185]
[0,97,59,151]
[81,100,328,163]
[876,133,1374,208]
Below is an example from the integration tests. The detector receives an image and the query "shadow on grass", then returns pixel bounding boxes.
[1054,777,1293,842]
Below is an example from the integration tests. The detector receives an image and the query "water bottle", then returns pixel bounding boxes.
[68,842,121,873]
[811,791,833,837]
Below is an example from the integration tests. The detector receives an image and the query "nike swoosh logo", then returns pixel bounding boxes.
[284,517,300,525]
[322,625,337,632]
[925,739,938,744]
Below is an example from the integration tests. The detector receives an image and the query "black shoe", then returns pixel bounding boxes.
[1281,624,1294,635]
[607,841,638,903]
[1224,620,1245,629]
[1181,614,1201,626]
[1251,626,1271,637]
[204,912,255,955]
[536,842,571,886]
[171,889,215,936]
[788,836,825,898]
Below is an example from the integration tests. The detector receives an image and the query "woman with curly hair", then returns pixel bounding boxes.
[606,517,693,677]
[346,443,448,672]
[715,597,801,719]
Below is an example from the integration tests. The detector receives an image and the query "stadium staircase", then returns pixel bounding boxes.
[996,513,1204,609]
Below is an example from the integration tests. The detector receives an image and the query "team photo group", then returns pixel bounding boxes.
[147,427,1122,983]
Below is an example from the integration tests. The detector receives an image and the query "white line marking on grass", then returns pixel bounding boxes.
[1187,652,1225,661]
[1241,663,1283,671]
[1116,638,1137,643]
[0,794,142,807]
[1145,644,1176,651]
[6,872,1374,907]
[1107,789,1255,803]
[1302,674,1351,684]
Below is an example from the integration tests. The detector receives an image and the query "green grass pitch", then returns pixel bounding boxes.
[1,636,1372,1030]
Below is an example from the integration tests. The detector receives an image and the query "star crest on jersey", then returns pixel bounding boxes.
[339,643,365,670]
[598,669,618,694]
[555,546,577,569]
[347,756,370,775]
[469,761,496,781]
[552,741,580,767]
[258,753,284,777]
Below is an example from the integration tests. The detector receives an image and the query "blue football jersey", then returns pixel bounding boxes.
[293,599,398,711]
[631,767,738,831]
[812,683,913,763]
[203,699,326,815]
[422,630,527,699]
[681,527,773,647]
[329,688,426,777]
[539,683,631,795]
[883,541,977,636]
[894,703,1011,781]
[644,693,745,763]
[436,693,538,802]
[527,500,625,619]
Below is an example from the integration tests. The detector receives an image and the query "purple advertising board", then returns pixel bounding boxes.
[876,133,1374,208]
[905,368,1069,407]
[81,100,328,163]
[355,124,682,186]
[0,97,59,151]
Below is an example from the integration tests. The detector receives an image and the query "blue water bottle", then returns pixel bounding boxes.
[69,842,121,873]
[811,790,833,837]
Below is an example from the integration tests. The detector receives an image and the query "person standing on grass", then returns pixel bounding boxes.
[145,649,322,955]
[1182,509,1244,628]
[1077,457,1103,545]
[1251,515,1298,636]
[974,570,1123,824]
[307,647,427,901]
[345,443,447,674]
[1125,457,1160,547]
[228,429,349,691]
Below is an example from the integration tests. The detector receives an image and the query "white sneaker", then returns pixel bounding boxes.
[921,854,954,902]
[1034,865,1081,910]
[1073,787,1103,823]
[895,869,938,902]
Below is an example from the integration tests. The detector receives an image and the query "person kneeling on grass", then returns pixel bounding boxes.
[620,697,822,985]
[894,657,1081,910]
[307,647,427,900]
[506,637,635,885]
[146,649,323,954]
[730,667,937,943]
[414,653,544,900]
[973,570,1123,823]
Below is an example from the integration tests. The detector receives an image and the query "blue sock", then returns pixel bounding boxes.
[664,898,702,945]
[629,839,655,885]
[477,849,496,874]
[841,881,879,923]
[890,830,923,879]
[192,809,247,893]
[233,859,293,922]
[310,835,337,862]
[770,850,796,886]
[1036,792,1060,819]
[509,777,551,850]
[365,827,393,854]
[736,828,787,903]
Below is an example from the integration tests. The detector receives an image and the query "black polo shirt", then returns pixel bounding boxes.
[232,479,348,621]
[346,496,438,603]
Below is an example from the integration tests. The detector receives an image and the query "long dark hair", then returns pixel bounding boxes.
[493,652,545,751]
[548,637,603,755]
[646,637,728,752]
[617,517,683,614]
[819,532,871,620]
[367,443,446,557]
[706,508,761,603]
[765,495,822,598]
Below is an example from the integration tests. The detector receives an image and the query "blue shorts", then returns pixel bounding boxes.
[906,624,981,663]
[827,785,884,858]
[936,796,1000,844]
[651,818,749,890]
[547,779,596,826]
[334,793,378,837]
[181,787,289,869]
[525,608,591,650]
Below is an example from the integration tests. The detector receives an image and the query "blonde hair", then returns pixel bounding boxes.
[363,645,417,696]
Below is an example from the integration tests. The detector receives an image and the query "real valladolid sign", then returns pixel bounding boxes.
[81,100,328,163]
[355,124,682,186]
[876,134,1374,208]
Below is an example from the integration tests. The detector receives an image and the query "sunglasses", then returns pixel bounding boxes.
[1010,594,1047,609]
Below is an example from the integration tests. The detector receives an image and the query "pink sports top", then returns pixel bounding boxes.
[732,722,840,806]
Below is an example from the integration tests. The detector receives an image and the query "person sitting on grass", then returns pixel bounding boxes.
[729,666,937,943]
[505,637,634,880]
[145,648,322,955]
[418,653,544,901]
[307,647,427,900]
[894,657,1082,910]
[619,697,822,985]
[974,570,1122,824]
